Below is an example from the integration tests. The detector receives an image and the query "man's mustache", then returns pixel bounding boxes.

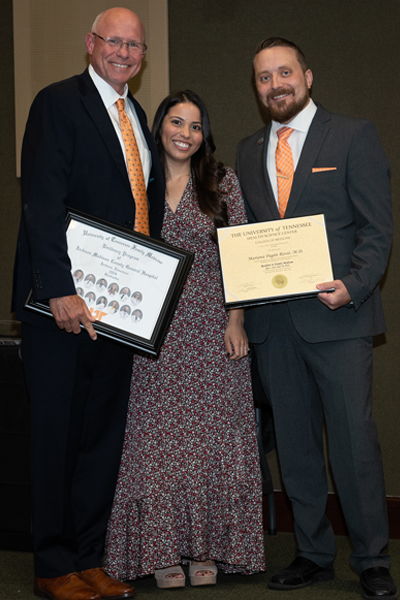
[267,86,293,101]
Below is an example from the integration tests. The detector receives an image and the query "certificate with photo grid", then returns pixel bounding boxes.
[26,209,194,356]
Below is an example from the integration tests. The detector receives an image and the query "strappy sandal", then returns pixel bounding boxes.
[189,560,217,586]
[154,565,185,589]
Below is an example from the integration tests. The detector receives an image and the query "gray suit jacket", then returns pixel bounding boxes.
[236,103,392,344]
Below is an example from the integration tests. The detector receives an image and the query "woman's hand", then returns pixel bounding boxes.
[224,309,249,360]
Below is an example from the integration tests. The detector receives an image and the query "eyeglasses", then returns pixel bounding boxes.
[91,32,147,55]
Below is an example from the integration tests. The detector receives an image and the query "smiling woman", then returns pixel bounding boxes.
[159,102,203,211]
[152,90,231,233]
[103,90,266,588]
[161,103,203,158]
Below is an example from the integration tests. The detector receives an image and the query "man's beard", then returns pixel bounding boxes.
[263,86,309,123]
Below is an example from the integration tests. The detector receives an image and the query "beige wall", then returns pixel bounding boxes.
[13,0,169,176]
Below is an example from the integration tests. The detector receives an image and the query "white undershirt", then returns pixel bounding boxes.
[267,98,317,206]
[89,64,151,187]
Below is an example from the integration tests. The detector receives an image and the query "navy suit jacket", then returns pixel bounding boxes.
[12,68,165,330]
[236,103,392,344]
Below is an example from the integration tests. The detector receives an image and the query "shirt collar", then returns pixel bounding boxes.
[88,64,129,110]
[271,98,317,135]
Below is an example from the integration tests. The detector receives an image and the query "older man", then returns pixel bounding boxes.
[237,37,397,599]
[12,8,164,600]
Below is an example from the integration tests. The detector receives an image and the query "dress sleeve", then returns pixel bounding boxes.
[220,167,248,226]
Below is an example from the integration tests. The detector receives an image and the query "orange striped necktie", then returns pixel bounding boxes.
[276,126,294,218]
[116,98,150,236]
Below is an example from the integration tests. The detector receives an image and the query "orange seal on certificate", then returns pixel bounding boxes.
[272,274,288,289]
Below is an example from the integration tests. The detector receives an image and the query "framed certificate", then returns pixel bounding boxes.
[25,210,194,356]
[217,214,334,308]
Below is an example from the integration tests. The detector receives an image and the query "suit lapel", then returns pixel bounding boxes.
[285,104,331,218]
[252,124,281,221]
[78,70,131,190]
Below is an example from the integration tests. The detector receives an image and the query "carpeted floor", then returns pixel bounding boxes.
[1,533,399,600]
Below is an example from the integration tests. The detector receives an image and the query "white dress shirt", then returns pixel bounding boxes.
[89,64,151,187]
[267,99,317,207]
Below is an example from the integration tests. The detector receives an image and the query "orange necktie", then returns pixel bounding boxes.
[116,98,150,235]
[276,126,294,218]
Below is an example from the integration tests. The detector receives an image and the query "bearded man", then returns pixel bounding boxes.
[237,37,396,600]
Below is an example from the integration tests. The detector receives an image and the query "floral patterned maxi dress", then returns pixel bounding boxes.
[103,168,265,579]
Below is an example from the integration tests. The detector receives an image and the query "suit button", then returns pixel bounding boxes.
[125,220,132,228]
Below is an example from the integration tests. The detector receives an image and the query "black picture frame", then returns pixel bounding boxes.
[25,209,194,357]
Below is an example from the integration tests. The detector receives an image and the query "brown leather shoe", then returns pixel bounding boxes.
[78,568,135,599]
[34,572,101,600]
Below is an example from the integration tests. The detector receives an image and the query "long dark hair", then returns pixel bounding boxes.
[152,90,229,238]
